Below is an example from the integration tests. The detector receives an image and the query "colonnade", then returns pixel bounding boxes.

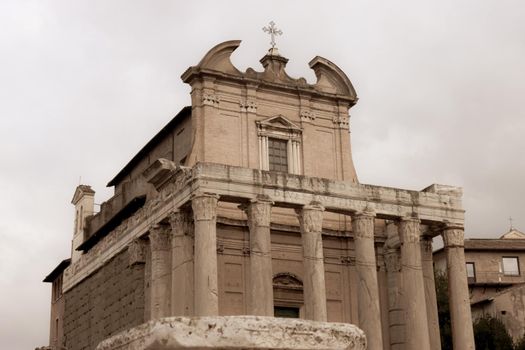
[146,193,474,350]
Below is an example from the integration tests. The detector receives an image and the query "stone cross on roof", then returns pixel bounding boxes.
[262,21,283,49]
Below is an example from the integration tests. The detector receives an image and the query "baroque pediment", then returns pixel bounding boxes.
[181,40,358,103]
[256,115,301,132]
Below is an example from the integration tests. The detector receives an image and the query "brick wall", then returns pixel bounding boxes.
[63,249,145,350]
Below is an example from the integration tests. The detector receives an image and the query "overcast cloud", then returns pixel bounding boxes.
[1,1,524,348]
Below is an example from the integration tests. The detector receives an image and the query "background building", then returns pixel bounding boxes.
[43,40,475,350]
[434,228,525,341]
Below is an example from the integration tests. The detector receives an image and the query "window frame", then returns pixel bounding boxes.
[466,262,476,283]
[502,256,520,276]
[256,116,302,174]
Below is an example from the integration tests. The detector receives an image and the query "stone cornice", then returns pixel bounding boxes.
[63,161,464,293]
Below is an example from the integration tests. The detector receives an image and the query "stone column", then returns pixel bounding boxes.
[442,225,475,350]
[352,209,383,350]
[244,198,274,316]
[383,222,405,350]
[149,224,171,319]
[192,193,220,316]
[398,217,431,350]
[297,203,327,321]
[169,210,194,316]
[420,235,441,350]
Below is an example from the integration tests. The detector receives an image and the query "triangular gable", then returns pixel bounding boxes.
[71,185,95,205]
[500,229,525,240]
[256,115,302,131]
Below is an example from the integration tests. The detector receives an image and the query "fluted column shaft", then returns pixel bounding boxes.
[149,224,171,319]
[421,236,441,350]
[298,203,327,321]
[442,226,475,350]
[169,210,194,316]
[398,217,431,350]
[245,198,274,316]
[352,211,383,350]
[192,193,219,316]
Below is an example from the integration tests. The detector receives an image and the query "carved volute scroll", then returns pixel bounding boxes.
[308,56,357,100]
[168,210,194,237]
[398,216,421,244]
[191,193,219,221]
[297,203,324,234]
[149,224,171,251]
[442,225,465,248]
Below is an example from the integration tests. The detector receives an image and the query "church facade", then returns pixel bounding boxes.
[43,39,475,350]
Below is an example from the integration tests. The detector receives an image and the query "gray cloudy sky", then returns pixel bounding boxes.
[1,0,524,348]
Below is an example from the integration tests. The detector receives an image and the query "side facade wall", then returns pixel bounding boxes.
[63,249,145,350]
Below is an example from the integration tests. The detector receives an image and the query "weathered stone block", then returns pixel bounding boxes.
[96,316,366,350]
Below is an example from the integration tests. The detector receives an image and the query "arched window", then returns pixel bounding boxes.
[273,272,303,318]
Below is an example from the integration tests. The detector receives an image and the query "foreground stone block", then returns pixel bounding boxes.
[96,316,366,350]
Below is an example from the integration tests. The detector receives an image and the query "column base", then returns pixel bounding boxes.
[95,316,366,350]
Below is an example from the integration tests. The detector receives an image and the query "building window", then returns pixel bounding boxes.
[502,257,520,276]
[274,306,300,318]
[256,115,302,174]
[268,138,288,172]
[466,262,476,283]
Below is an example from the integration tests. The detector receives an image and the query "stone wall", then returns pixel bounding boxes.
[63,249,145,350]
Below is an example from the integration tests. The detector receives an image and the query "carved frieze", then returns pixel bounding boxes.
[239,99,257,113]
[340,256,356,266]
[332,115,349,128]
[300,109,315,122]
[202,93,220,107]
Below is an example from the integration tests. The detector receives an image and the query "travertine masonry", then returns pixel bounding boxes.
[95,316,367,350]
[63,249,145,350]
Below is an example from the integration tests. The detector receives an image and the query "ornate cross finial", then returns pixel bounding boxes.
[509,216,514,230]
[262,21,283,49]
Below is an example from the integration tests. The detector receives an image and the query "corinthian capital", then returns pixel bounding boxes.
[149,224,171,251]
[168,210,194,237]
[298,202,324,234]
[242,197,273,229]
[442,225,464,248]
[398,216,421,244]
[352,210,376,239]
[191,193,219,221]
